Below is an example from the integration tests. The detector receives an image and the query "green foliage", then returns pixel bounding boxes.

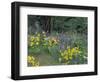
[28,32,87,66]
[28,15,87,34]
[28,15,88,67]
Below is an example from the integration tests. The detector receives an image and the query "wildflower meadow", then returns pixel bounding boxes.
[27,15,88,67]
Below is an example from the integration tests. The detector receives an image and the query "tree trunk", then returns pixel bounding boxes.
[41,16,51,33]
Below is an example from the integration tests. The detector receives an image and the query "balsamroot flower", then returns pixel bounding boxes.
[27,55,39,66]
[59,47,81,62]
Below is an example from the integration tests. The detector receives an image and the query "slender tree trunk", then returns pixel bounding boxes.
[41,16,51,33]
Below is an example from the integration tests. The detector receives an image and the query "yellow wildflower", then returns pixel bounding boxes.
[27,56,32,63]
[30,36,35,41]
[36,37,40,42]
[59,47,81,62]
[30,42,34,47]
[36,42,39,45]
[27,55,40,67]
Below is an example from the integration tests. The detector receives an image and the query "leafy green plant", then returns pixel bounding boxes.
[28,31,87,66]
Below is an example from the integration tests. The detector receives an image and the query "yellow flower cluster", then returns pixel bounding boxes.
[27,55,39,66]
[29,32,59,48]
[60,47,80,61]
[48,37,59,47]
[29,33,40,47]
